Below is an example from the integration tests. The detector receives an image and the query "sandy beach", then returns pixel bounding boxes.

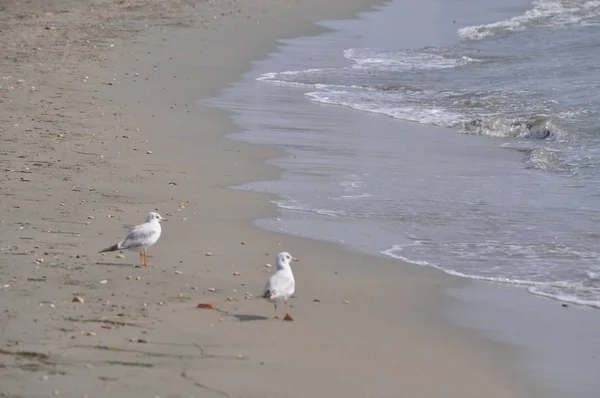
[0,1,539,397]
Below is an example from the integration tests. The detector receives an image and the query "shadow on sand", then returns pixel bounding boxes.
[230,314,269,322]
[94,262,136,267]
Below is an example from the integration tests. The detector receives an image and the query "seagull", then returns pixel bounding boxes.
[263,251,298,320]
[99,211,167,267]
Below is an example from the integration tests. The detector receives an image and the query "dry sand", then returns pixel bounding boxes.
[1,1,538,397]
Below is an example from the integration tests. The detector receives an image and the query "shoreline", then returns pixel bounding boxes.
[1,1,540,397]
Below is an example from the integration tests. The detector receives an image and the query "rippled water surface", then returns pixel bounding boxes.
[212,0,600,308]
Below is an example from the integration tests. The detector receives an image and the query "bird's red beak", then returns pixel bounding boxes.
[292,258,299,262]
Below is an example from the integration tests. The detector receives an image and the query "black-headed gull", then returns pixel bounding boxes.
[263,251,298,320]
[100,211,167,267]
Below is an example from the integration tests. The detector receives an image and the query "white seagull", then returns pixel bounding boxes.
[99,211,167,267]
[263,251,298,320]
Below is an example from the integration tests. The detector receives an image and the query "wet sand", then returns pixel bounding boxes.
[1,1,537,397]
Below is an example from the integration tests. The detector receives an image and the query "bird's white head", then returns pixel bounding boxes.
[146,211,167,223]
[276,251,298,269]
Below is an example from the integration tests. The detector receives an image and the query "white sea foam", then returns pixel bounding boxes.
[333,193,374,200]
[305,90,465,127]
[459,0,600,40]
[382,243,600,309]
[343,48,477,71]
[528,286,600,308]
[274,200,345,218]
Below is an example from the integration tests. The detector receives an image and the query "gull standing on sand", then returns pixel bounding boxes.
[263,251,297,320]
[99,211,167,267]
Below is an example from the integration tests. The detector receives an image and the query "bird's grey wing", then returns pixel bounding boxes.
[119,224,157,249]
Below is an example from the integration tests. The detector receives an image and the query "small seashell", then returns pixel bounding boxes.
[343,300,350,304]
[35,258,44,263]
[116,254,125,259]
[72,296,84,303]
[99,280,108,284]
[34,245,40,249]
[146,150,152,154]
[236,354,243,359]
[126,276,132,280]
[196,303,214,309]
[205,252,212,256]
[208,288,216,292]
[86,331,96,336]
[233,272,240,276]
[265,263,272,268]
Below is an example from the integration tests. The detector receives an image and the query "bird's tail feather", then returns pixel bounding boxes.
[99,243,119,253]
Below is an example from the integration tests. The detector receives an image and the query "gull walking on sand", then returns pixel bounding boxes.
[263,251,297,321]
[99,211,167,267]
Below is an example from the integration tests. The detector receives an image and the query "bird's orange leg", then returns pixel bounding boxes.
[142,250,155,268]
[274,303,280,319]
[139,251,144,267]
[283,300,293,321]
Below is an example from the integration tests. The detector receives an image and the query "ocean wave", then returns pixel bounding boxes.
[524,147,573,173]
[305,90,465,126]
[343,48,478,71]
[529,286,600,308]
[274,200,345,218]
[382,243,600,309]
[305,88,571,146]
[459,0,600,40]
[460,116,566,140]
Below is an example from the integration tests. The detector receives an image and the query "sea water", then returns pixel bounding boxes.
[209,0,600,309]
